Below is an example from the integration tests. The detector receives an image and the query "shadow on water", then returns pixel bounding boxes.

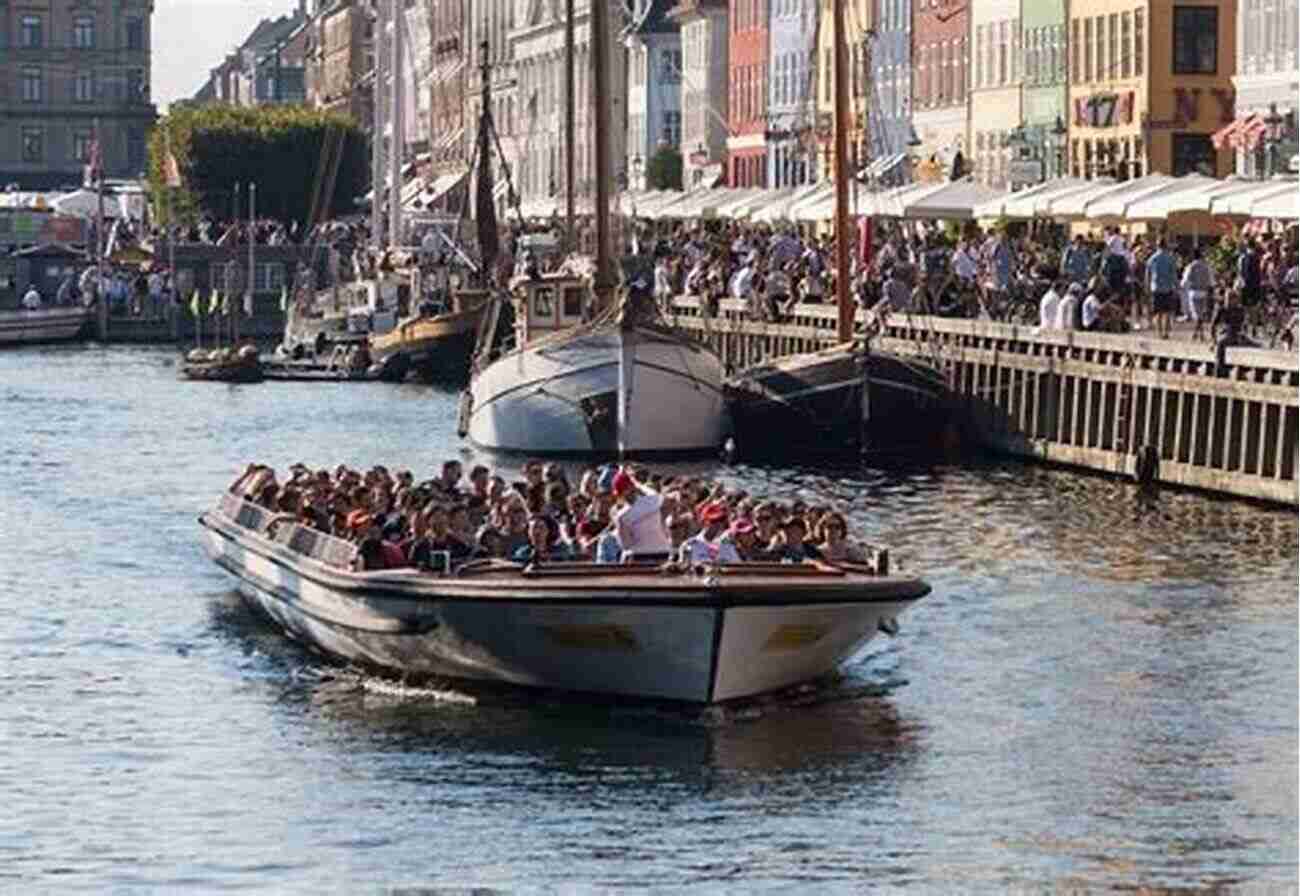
[203,591,924,793]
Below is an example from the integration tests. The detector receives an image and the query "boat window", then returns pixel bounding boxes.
[562,286,583,319]
[534,287,554,319]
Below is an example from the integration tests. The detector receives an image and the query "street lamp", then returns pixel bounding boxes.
[1051,115,1067,179]
[1264,103,1285,177]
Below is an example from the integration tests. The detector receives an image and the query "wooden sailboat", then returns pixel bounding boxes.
[723,21,950,457]
[460,3,729,457]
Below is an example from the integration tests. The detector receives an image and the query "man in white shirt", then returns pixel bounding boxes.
[1039,279,1062,329]
[678,502,739,565]
[612,470,669,558]
[21,284,42,310]
[729,256,756,301]
[1055,283,1082,331]
[1081,288,1103,331]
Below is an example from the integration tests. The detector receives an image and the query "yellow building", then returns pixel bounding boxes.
[1067,0,1237,178]
[815,0,873,178]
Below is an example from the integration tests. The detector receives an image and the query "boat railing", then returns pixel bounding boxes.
[218,494,357,569]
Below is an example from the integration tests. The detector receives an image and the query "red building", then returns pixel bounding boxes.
[726,0,768,186]
[911,0,969,178]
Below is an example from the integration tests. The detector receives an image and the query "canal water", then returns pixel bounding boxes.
[2,344,1296,893]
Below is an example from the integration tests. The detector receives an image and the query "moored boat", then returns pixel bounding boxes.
[180,345,264,383]
[368,290,489,383]
[0,305,94,347]
[725,341,952,457]
[199,493,930,703]
[463,268,731,457]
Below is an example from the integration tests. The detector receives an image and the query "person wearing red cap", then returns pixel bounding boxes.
[612,468,669,560]
[677,502,739,565]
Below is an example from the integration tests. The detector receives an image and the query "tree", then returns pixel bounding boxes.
[146,104,368,228]
[645,146,684,191]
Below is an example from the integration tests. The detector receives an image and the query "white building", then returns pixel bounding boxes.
[671,0,730,188]
[1232,0,1299,177]
[509,0,627,211]
[625,0,683,192]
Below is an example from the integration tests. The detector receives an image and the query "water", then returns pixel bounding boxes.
[2,343,1296,893]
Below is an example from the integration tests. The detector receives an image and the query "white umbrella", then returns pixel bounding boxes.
[1081,174,1179,221]
[1210,180,1298,217]
[1045,177,1159,220]
[1122,175,1264,220]
[902,180,1005,220]
[1250,188,1299,220]
[51,188,118,219]
[972,177,1089,219]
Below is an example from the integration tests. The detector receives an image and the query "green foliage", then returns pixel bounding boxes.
[147,104,369,227]
[1206,230,1241,282]
[646,146,684,191]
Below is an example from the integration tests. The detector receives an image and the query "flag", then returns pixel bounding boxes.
[279,284,288,312]
[189,289,201,317]
[84,139,101,186]
[219,293,229,316]
[475,103,499,275]
[243,291,253,317]
[208,289,219,314]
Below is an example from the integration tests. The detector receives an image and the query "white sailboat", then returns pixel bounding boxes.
[460,2,729,458]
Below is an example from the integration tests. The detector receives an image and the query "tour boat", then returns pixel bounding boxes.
[368,288,488,382]
[199,494,930,703]
[0,305,93,347]
[461,269,731,457]
[725,341,952,457]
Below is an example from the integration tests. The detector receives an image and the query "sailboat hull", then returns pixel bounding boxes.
[467,327,730,457]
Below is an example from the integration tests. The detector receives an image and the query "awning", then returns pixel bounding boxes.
[405,171,466,211]
[750,181,826,222]
[902,179,1004,220]
[718,187,786,219]
[1122,175,1262,220]
[971,177,1086,219]
[858,153,908,183]
[1081,174,1179,220]
[1209,180,1298,216]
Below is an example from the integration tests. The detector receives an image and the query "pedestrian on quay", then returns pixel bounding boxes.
[1145,238,1179,339]
[1180,247,1215,342]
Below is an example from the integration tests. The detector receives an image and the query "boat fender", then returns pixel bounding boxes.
[1134,443,1159,488]
[456,391,473,438]
[878,616,900,637]
[720,436,737,464]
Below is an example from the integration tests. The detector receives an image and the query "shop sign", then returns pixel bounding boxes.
[1075,92,1135,128]
[1145,88,1235,130]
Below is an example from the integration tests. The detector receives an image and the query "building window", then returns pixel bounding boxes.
[1171,133,1216,176]
[74,71,95,103]
[72,130,95,163]
[73,16,96,49]
[1121,13,1132,78]
[22,127,44,162]
[1107,13,1119,81]
[1172,7,1216,74]
[126,17,145,51]
[1084,17,1094,82]
[998,21,1008,84]
[20,15,43,48]
[1071,19,1080,83]
[128,68,148,102]
[1134,10,1144,76]
[127,128,146,172]
[255,262,286,291]
[21,67,42,103]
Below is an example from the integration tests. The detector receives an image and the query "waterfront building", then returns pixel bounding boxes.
[1067,0,1237,179]
[1229,0,1299,178]
[0,0,158,189]
[199,11,308,108]
[969,0,1023,189]
[469,0,518,215]
[911,0,969,181]
[670,0,730,188]
[726,0,769,186]
[428,0,470,177]
[814,0,873,179]
[766,0,819,188]
[305,1,374,126]
[508,0,625,212]
[870,0,914,171]
[1017,0,1069,182]
[626,1,683,192]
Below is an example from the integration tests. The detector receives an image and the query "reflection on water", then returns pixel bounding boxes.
[1,345,1295,893]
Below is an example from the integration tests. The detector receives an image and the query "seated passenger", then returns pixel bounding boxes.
[768,517,822,563]
[612,470,669,559]
[473,525,506,560]
[407,505,472,571]
[511,515,573,564]
[725,518,761,561]
[817,513,870,564]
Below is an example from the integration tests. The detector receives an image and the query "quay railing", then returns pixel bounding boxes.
[668,297,1299,506]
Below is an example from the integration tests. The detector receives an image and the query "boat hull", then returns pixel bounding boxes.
[467,327,730,457]
[369,309,482,383]
[726,343,951,457]
[0,306,92,346]
[200,500,926,703]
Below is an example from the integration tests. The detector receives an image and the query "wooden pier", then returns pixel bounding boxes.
[668,298,1299,506]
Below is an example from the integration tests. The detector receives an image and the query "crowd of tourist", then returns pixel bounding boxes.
[619,217,1298,350]
[228,458,872,573]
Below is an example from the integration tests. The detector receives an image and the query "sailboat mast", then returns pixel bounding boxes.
[388,0,404,250]
[590,0,613,311]
[565,0,576,252]
[833,0,853,343]
[370,0,387,251]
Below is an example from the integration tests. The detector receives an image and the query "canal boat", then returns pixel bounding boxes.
[368,289,489,382]
[199,493,930,703]
[0,305,94,346]
[725,341,952,457]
